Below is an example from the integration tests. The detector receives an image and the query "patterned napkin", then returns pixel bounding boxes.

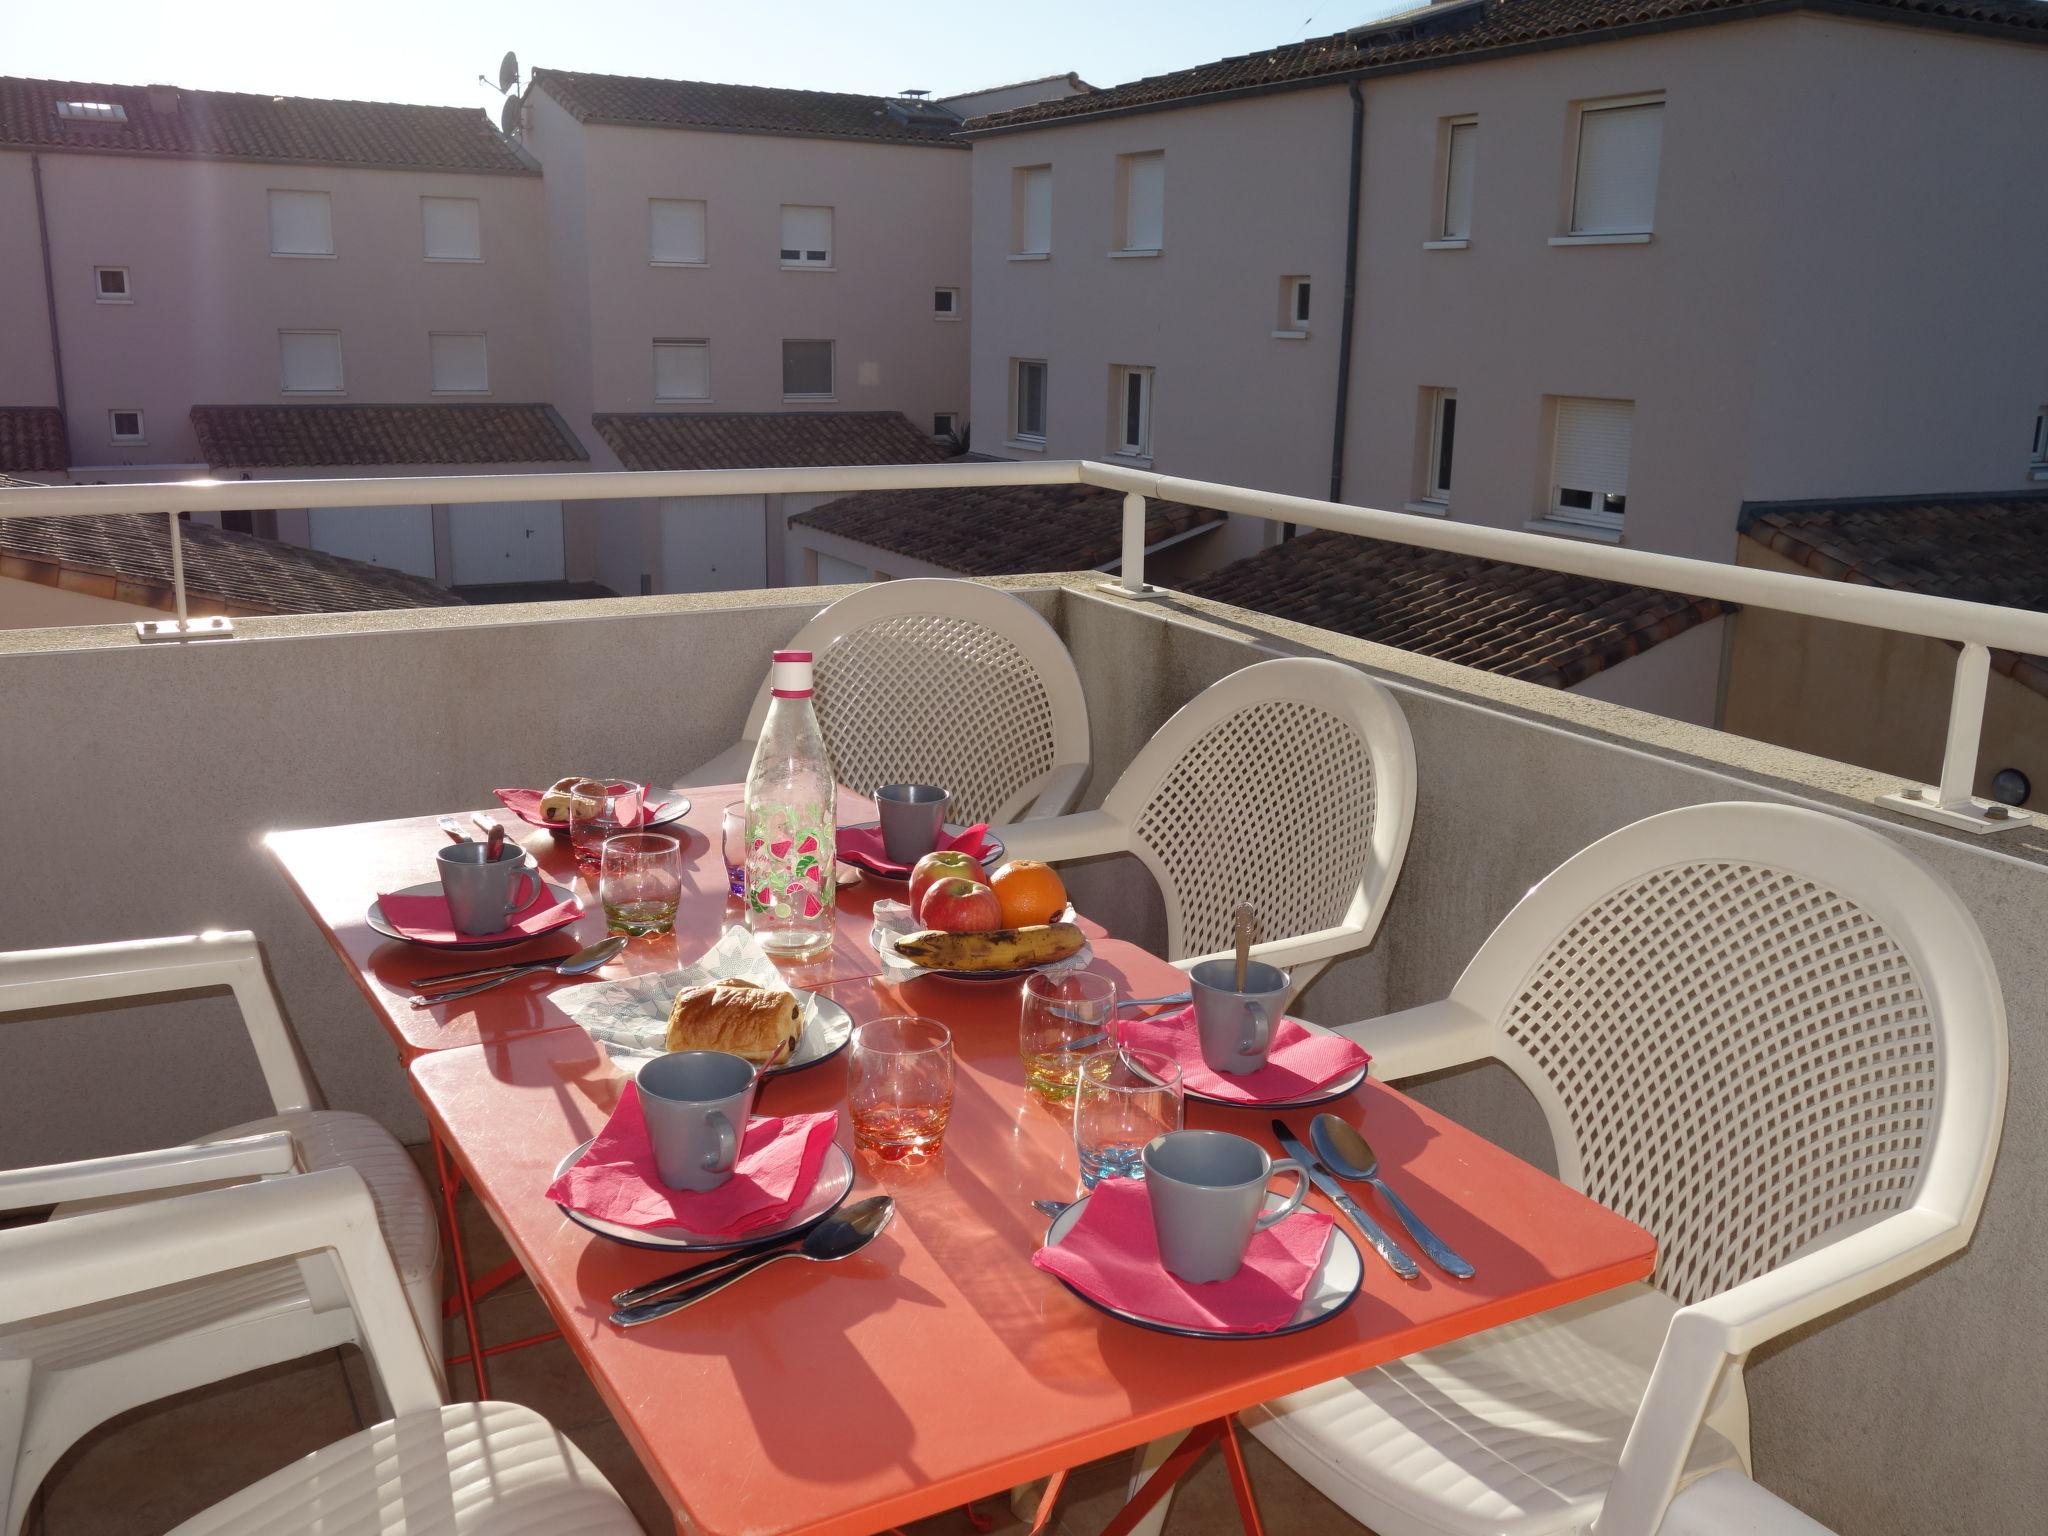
[1032,1178,1333,1333]
[1117,1007,1369,1103]
[546,1087,838,1235]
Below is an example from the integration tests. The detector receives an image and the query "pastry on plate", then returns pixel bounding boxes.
[665,977,802,1066]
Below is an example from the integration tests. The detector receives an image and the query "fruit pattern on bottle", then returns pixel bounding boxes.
[746,804,837,921]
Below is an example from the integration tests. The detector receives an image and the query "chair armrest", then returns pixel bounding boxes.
[1317,998,1494,1080]
[0,1131,298,1213]
[0,932,317,1115]
[1656,1470,1838,1535]
[1175,926,1375,977]
[0,1165,442,1417]
[987,809,1126,864]
[1598,1209,1954,1536]
[1021,761,1090,819]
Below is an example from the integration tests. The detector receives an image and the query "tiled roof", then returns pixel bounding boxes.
[1184,529,1728,688]
[190,404,589,469]
[0,76,533,173]
[0,407,68,473]
[531,69,966,147]
[965,0,2048,132]
[790,484,1224,577]
[0,511,464,616]
[1740,491,2048,698]
[593,412,949,472]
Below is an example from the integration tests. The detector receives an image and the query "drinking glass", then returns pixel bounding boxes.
[569,779,643,874]
[600,832,681,937]
[847,1015,954,1161]
[1074,1048,1184,1190]
[721,800,747,899]
[1020,971,1119,1103]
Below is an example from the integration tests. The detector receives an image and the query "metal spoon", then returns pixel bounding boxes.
[1052,991,1195,1052]
[1310,1114,1475,1280]
[610,1196,896,1326]
[407,935,626,1007]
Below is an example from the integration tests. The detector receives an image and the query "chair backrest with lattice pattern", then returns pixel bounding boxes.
[742,580,1090,824]
[1453,803,2004,1308]
[1102,659,1415,963]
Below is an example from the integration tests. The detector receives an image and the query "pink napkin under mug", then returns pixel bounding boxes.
[375,887,580,946]
[836,821,993,877]
[1031,1177,1333,1334]
[546,1084,839,1236]
[1117,1006,1369,1104]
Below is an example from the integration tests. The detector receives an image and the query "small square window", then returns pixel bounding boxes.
[781,339,834,399]
[1570,99,1664,237]
[934,287,961,318]
[109,409,145,443]
[268,189,334,257]
[654,339,711,401]
[421,196,482,261]
[94,266,132,302]
[779,206,833,267]
[1277,275,1310,332]
[279,329,345,394]
[430,332,489,394]
[1549,396,1633,529]
[650,198,708,265]
[933,412,959,439]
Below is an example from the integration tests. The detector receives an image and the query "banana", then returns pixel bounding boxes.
[894,921,1087,972]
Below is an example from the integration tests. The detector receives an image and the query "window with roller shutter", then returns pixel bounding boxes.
[1549,398,1633,530]
[421,197,481,261]
[430,333,489,394]
[1569,100,1664,236]
[1117,152,1164,252]
[268,189,333,257]
[782,339,834,399]
[654,340,711,402]
[651,199,707,265]
[1014,167,1051,255]
[779,205,832,267]
[279,330,344,394]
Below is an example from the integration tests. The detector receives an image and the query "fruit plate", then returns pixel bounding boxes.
[874,907,1094,984]
[836,823,1005,881]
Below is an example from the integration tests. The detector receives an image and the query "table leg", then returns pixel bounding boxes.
[430,1131,491,1399]
[1218,1418,1267,1536]
[1097,1420,1226,1536]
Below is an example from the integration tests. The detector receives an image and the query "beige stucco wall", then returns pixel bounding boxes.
[0,152,61,409]
[525,93,971,429]
[1725,539,2048,801]
[0,574,160,628]
[15,150,551,470]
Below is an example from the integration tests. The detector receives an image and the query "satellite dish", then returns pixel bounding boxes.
[498,51,520,93]
[499,94,521,136]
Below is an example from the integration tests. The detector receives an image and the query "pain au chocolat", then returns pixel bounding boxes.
[664,977,801,1066]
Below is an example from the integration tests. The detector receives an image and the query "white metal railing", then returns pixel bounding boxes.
[1,458,2039,835]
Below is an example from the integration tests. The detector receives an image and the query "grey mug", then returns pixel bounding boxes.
[636,1050,759,1192]
[435,841,542,936]
[1189,957,1292,1075]
[875,783,951,865]
[1142,1129,1308,1283]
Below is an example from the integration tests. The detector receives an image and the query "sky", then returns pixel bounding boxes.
[0,0,1413,112]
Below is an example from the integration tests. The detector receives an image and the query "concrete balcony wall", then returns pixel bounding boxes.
[2,576,2044,1532]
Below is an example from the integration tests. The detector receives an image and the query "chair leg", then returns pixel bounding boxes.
[429,1132,490,1399]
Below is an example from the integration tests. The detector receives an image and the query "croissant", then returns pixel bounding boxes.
[665,977,801,1065]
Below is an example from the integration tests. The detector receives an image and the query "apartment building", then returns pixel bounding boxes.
[0,76,592,591]
[959,0,2048,724]
[519,70,974,597]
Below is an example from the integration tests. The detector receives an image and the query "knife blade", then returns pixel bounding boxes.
[1271,1117,1420,1280]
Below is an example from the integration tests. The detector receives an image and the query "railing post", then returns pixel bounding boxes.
[1936,642,1990,809]
[167,510,190,630]
[1120,491,1147,595]
[134,508,234,643]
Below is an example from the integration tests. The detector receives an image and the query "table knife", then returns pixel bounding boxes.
[1271,1118,1420,1281]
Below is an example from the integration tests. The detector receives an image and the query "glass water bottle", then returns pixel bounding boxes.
[743,649,837,958]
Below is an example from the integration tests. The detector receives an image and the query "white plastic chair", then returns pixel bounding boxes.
[995,658,1416,984]
[0,1168,642,1534]
[1241,802,2006,1536]
[686,578,1091,822]
[0,931,443,1536]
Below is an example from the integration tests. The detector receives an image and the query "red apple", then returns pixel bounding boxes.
[910,849,986,917]
[920,877,1004,934]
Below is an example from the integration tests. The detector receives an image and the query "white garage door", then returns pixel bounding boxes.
[450,500,565,585]
[659,495,767,593]
[814,553,869,585]
[307,505,435,579]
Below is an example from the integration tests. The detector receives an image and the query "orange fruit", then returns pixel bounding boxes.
[991,859,1067,928]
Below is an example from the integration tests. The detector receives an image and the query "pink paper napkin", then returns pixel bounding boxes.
[1032,1177,1334,1333]
[1118,1006,1369,1104]
[836,821,993,877]
[546,1086,839,1236]
[492,787,666,828]
[376,888,580,946]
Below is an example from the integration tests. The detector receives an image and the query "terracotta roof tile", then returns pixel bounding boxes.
[0,511,463,615]
[531,70,965,147]
[966,0,2048,132]
[0,76,532,173]
[1185,529,1728,687]
[1740,491,2048,699]
[0,407,68,473]
[190,404,588,469]
[790,484,1223,577]
[593,412,948,472]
